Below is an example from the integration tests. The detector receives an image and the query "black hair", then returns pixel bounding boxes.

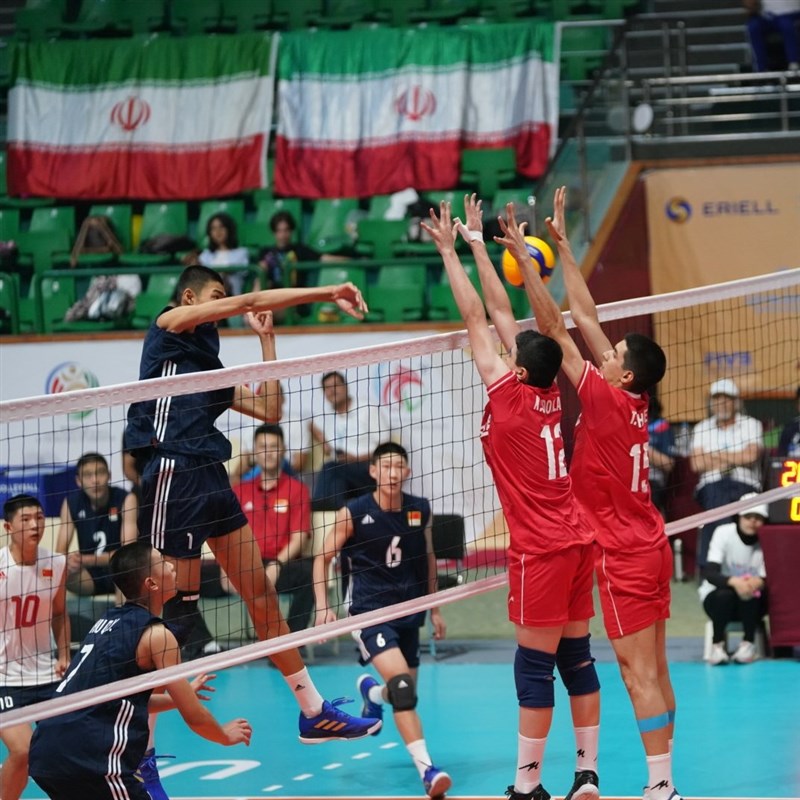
[254,423,285,443]
[206,212,239,251]
[110,541,154,600]
[75,452,109,473]
[623,333,667,393]
[514,330,563,388]
[371,441,409,464]
[270,210,298,233]
[648,394,663,419]
[3,494,43,523]
[176,264,225,301]
[321,371,347,387]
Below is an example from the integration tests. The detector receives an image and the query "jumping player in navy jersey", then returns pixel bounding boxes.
[312,442,451,799]
[502,187,682,800]
[123,266,379,792]
[28,541,252,800]
[424,198,600,800]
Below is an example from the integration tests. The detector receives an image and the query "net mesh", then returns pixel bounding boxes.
[1,268,798,727]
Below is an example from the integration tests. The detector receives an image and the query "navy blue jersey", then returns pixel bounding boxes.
[343,492,430,626]
[29,603,161,779]
[125,310,234,460]
[67,486,127,555]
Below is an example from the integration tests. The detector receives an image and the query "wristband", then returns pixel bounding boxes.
[468,230,484,242]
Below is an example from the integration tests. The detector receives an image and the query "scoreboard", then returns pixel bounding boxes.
[766,457,800,524]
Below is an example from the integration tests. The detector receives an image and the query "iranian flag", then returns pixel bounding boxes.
[7,34,277,200]
[275,23,557,199]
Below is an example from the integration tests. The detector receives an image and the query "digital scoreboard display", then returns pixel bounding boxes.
[767,458,800,523]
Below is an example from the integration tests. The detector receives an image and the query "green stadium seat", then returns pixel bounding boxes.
[0,271,20,334]
[428,261,483,321]
[365,264,427,323]
[272,0,323,30]
[365,194,394,220]
[120,202,188,267]
[309,264,366,324]
[38,275,75,333]
[131,272,181,329]
[171,0,222,35]
[127,0,167,35]
[312,0,376,28]
[224,0,273,32]
[16,228,72,272]
[15,5,64,41]
[374,0,427,26]
[255,196,303,228]
[419,0,479,23]
[0,208,20,241]
[197,200,246,242]
[60,0,130,35]
[30,205,76,237]
[560,25,607,81]
[0,40,10,89]
[355,219,407,260]
[492,188,535,212]
[306,198,358,255]
[89,203,133,251]
[476,0,531,23]
[460,147,517,200]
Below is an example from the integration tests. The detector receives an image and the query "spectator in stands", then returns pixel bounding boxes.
[777,386,800,456]
[690,379,764,571]
[232,424,315,632]
[56,452,127,596]
[743,0,800,72]
[256,211,319,291]
[198,212,250,295]
[648,395,677,518]
[699,493,768,665]
[309,371,386,511]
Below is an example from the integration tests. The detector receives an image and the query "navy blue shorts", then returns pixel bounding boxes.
[352,622,421,669]
[138,453,248,558]
[32,773,150,800]
[0,682,59,715]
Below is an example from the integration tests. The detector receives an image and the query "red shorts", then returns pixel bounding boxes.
[595,538,672,639]
[507,543,595,627]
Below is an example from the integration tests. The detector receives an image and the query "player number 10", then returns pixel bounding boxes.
[629,442,650,493]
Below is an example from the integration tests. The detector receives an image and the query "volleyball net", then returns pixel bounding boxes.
[1,267,798,727]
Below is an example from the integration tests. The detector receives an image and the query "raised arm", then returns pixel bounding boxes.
[457,193,520,352]
[159,283,368,334]
[421,203,508,388]
[232,310,282,422]
[312,506,353,626]
[494,205,585,388]
[547,186,612,363]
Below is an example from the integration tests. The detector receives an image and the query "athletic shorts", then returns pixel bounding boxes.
[31,773,150,800]
[507,543,595,627]
[138,453,248,558]
[352,622,421,669]
[0,682,59,715]
[595,538,672,640]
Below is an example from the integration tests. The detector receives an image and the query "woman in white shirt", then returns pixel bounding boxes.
[198,212,250,295]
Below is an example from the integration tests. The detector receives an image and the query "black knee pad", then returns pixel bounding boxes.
[514,645,556,708]
[387,673,417,712]
[162,590,201,647]
[556,635,600,697]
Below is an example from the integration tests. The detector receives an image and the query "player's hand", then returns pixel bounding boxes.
[265,561,281,588]
[420,201,458,253]
[545,185,567,244]
[331,282,368,320]
[245,310,274,337]
[315,608,338,628]
[430,608,447,640]
[66,551,83,573]
[190,672,217,703]
[494,204,530,266]
[222,718,252,746]
[454,193,484,246]
[55,655,70,678]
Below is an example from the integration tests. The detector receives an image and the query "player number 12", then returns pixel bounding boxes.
[629,442,650,493]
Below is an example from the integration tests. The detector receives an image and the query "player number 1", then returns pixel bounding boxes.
[629,442,650,493]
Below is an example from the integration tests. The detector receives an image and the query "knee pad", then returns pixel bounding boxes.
[162,591,201,647]
[386,673,417,712]
[556,635,600,697]
[514,646,556,708]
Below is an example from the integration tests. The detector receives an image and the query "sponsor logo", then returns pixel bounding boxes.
[111,96,151,133]
[395,86,437,121]
[665,196,691,223]
[518,761,540,772]
[45,362,100,421]
[362,514,375,525]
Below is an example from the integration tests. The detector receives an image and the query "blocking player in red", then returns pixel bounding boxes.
[499,186,683,800]
[424,197,600,800]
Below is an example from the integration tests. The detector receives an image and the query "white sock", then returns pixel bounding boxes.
[368,684,384,705]
[645,752,674,800]
[515,734,547,793]
[284,668,324,717]
[406,738,433,779]
[574,725,599,772]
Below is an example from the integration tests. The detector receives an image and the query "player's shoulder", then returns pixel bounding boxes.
[402,492,430,513]
[109,486,129,505]
[347,492,376,516]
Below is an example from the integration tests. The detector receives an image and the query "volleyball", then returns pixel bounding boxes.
[501,236,556,287]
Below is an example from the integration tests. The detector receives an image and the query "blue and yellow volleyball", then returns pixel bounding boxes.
[502,236,556,287]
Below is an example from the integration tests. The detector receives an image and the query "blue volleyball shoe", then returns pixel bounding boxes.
[356,673,384,733]
[298,697,382,744]
[134,749,175,800]
[423,765,452,798]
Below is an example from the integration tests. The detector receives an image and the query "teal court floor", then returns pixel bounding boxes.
[14,655,800,799]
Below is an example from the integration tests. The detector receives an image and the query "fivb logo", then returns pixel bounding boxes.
[46,362,100,420]
[376,365,424,415]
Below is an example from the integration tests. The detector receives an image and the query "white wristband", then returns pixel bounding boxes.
[468,230,484,242]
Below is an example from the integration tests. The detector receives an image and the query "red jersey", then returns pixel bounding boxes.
[233,472,310,560]
[571,362,667,552]
[481,371,594,555]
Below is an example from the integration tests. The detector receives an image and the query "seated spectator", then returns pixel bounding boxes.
[743,0,800,72]
[690,379,764,570]
[647,395,677,518]
[56,453,127,596]
[777,386,800,456]
[309,371,386,511]
[198,212,250,295]
[699,494,769,665]
[256,211,320,292]
[232,424,314,632]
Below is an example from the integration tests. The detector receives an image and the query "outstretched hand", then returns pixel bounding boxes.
[332,282,368,320]
[493,202,530,265]
[545,185,567,244]
[245,310,274,337]
[190,672,217,703]
[420,201,458,253]
[454,193,484,245]
[222,718,253,746]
